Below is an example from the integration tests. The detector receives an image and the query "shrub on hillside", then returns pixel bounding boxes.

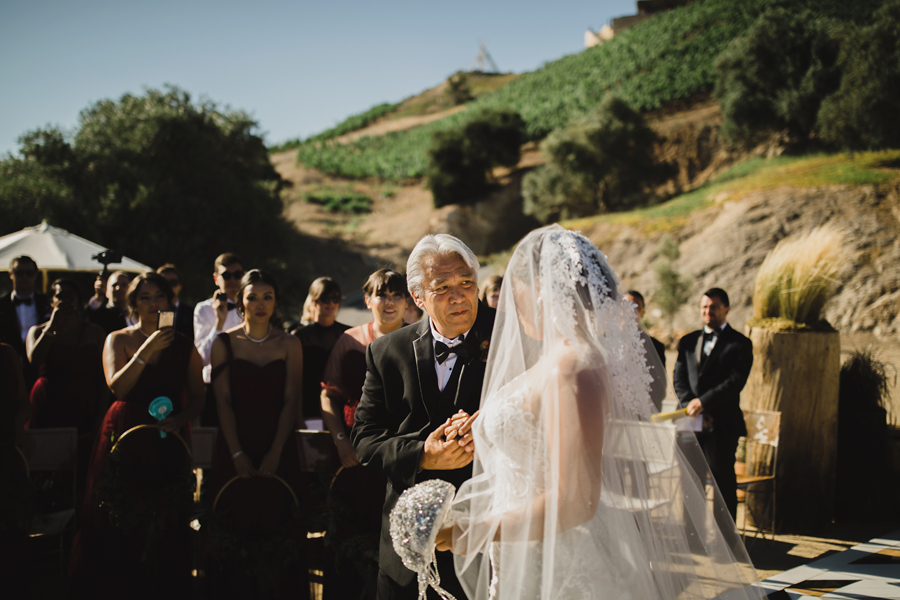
[0,86,290,300]
[818,0,900,150]
[523,96,670,223]
[713,8,843,144]
[427,109,525,208]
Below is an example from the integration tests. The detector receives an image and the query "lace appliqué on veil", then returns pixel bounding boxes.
[541,230,654,419]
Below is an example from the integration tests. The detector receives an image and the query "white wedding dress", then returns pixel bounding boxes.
[447,225,763,600]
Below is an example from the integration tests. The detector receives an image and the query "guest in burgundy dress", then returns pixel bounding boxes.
[207,269,308,598]
[0,342,32,591]
[292,277,349,424]
[71,272,204,593]
[26,279,108,484]
[319,268,409,600]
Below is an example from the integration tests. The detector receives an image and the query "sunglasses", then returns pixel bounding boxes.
[219,270,245,282]
[316,295,342,304]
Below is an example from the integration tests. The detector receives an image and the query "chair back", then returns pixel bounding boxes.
[742,409,781,478]
[27,428,77,472]
[607,420,677,470]
[296,429,340,473]
[191,426,218,470]
[745,410,780,448]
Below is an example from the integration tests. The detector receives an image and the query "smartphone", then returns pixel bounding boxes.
[158,310,175,330]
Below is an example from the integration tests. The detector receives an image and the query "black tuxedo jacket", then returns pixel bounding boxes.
[174,301,195,341]
[672,324,752,438]
[0,292,51,358]
[352,303,495,587]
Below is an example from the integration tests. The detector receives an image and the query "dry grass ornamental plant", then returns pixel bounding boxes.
[750,224,853,329]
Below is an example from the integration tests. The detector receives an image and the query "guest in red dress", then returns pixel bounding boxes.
[26,279,109,485]
[71,272,204,593]
[320,268,409,600]
[206,269,308,598]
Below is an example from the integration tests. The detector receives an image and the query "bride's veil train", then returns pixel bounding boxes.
[447,224,763,600]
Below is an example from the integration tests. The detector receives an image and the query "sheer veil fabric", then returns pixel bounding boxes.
[448,225,762,600]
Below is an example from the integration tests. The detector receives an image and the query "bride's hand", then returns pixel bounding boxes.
[434,526,454,552]
[447,410,479,451]
[444,410,469,440]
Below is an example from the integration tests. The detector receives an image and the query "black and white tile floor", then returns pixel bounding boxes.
[756,529,900,599]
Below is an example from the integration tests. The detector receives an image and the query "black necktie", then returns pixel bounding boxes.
[435,339,469,365]
[12,296,32,306]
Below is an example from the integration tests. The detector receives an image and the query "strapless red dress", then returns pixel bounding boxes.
[70,334,193,592]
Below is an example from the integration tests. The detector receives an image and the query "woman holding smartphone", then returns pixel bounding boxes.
[71,271,204,590]
[206,269,308,597]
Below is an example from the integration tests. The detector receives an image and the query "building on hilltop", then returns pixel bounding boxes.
[585,0,692,48]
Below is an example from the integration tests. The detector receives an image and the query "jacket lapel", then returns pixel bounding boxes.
[413,319,440,422]
[694,333,704,367]
[454,305,492,411]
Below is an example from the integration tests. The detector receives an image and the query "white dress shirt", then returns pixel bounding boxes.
[194,296,243,383]
[429,318,472,392]
[12,292,39,344]
[702,322,728,357]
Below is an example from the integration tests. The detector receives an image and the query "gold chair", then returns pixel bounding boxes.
[736,409,781,546]
[26,427,78,573]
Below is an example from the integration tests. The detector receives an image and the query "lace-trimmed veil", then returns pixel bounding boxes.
[447,225,762,600]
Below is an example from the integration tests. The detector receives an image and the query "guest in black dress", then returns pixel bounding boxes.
[207,269,309,598]
[292,277,349,424]
[26,279,109,489]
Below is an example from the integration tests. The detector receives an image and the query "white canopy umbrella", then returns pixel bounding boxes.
[0,221,151,290]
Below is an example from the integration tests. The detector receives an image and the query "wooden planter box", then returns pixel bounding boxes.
[741,327,840,534]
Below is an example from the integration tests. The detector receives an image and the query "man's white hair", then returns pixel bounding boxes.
[407,234,479,298]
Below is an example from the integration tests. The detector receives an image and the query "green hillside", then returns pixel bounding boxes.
[292,0,883,180]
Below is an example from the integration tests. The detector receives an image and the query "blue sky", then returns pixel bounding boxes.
[1,0,636,155]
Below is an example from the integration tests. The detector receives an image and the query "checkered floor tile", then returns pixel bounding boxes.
[755,529,900,599]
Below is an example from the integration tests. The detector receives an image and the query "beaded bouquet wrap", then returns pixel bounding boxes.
[389,479,458,600]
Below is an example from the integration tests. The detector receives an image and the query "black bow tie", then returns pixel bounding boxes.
[704,328,719,339]
[435,339,469,365]
[13,296,33,306]
[227,302,236,311]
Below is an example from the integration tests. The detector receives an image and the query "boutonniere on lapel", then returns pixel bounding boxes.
[464,331,490,365]
[478,339,490,363]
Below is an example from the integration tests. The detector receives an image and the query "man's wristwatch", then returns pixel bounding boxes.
[336,432,346,441]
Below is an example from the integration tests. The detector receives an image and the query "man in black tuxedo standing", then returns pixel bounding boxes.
[0,255,51,387]
[673,288,752,523]
[352,234,494,600]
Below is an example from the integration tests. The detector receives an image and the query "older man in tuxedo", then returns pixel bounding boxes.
[352,234,494,600]
[673,288,752,522]
[0,256,50,386]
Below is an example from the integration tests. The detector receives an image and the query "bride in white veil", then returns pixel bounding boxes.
[438,225,762,600]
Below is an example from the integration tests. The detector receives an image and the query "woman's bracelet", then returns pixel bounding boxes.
[133,355,146,365]
[231,450,244,460]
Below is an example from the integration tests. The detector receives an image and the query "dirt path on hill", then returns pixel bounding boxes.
[333,105,467,144]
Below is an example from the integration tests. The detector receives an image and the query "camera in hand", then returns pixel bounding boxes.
[216,292,228,303]
[92,249,124,278]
